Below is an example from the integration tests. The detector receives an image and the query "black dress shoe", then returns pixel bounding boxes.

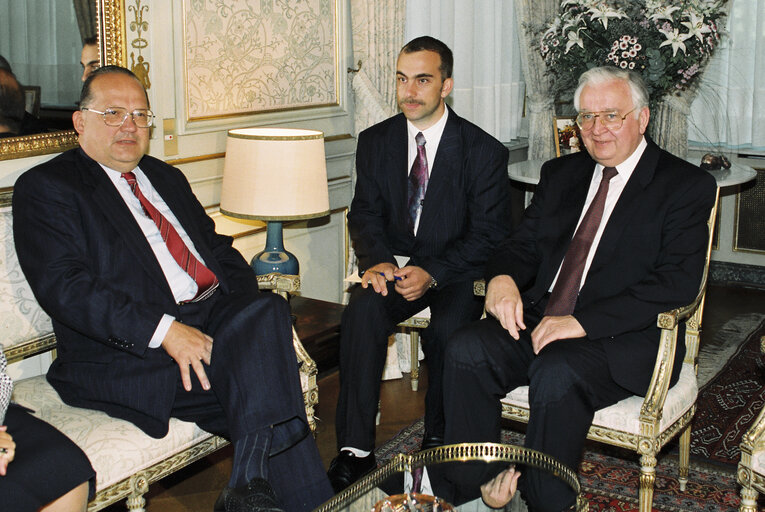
[223,478,285,512]
[420,434,444,451]
[327,450,376,493]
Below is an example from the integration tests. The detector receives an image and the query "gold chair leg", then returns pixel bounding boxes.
[739,486,759,512]
[638,453,656,512]
[375,399,381,426]
[678,425,691,491]
[410,330,419,391]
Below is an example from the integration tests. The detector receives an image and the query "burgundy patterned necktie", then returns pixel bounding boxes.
[545,166,618,316]
[407,132,428,233]
[122,172,218,301]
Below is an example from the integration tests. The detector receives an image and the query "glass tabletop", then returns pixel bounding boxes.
[313,443,587,512]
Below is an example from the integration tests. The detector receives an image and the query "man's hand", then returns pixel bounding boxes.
[361,262,399,296]
[480,466,521,509]
[0,426,15,476]
[162,321,214,392]
[393,266,431,301]
[485,275,525,339]
[531,315,586,354]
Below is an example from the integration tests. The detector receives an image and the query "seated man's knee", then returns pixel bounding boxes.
[528,344,581,403]
[444,321,489,368]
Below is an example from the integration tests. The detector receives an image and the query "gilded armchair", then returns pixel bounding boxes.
[475,192,718,512]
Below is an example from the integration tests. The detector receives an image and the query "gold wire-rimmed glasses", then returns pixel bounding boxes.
[81,107,155,128]
[575,107,637,131]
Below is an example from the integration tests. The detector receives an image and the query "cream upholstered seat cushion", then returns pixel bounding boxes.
[752,451,765,477]
[501,362,697,434]
[12,376,214,490]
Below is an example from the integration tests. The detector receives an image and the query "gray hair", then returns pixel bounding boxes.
[573,67,649,118]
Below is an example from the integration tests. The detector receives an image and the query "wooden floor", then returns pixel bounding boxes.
[103,282,765,511]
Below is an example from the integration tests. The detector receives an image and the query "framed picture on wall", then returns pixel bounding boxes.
[553,116,582,157]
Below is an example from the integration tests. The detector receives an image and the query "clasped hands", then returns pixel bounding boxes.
[361,262,431,301]
[485,275,586,354]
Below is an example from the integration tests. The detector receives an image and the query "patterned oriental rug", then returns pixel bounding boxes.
[374,314,765,511]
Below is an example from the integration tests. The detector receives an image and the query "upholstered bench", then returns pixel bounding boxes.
[0,188,318,511]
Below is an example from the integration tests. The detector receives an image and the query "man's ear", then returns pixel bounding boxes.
[441,77,454,99]
[72,110,84,135]
[638,106,650,135]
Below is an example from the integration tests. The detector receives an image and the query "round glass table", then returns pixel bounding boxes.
[313,443,587,512]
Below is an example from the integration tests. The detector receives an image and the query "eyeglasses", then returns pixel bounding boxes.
[81,107,154,128]
[575,108,637,131]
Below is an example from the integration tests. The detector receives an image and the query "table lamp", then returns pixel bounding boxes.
[220,127,330,276]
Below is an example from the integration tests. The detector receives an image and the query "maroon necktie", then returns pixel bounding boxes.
[545,166,618,316]
[407,132,428,233]
[122,172,218,301]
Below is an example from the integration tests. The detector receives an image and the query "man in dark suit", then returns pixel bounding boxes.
[327,36,512,492]
[440,67,717,511]
[12,66,332,512]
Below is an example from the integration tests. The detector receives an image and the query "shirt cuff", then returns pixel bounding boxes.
[149,314,175,348]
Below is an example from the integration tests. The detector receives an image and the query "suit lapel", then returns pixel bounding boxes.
[542,158,595,287]
[80,152,171,295]
[416,108,460,237]
[587,140,660,274]
[386,115,410,234]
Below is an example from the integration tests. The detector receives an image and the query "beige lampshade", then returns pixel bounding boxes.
[220,127,330,221]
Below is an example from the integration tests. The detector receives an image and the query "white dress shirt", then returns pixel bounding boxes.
[406,108,448,235]
[549,137,648,293]
[102,164,209,347]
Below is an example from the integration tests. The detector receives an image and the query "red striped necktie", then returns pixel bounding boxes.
[122,172,218,301]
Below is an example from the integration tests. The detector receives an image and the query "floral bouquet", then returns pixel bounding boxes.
[539,0,728,105]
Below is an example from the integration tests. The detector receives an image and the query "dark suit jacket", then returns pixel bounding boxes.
[349,107,512,286]
[486,139,717,394]
[12,148,260,436]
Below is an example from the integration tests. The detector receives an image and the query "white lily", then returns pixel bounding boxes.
[648,5,681,22]
[659,27,692,56]
[588,5,626,30]
[565,28,585,53]
[682,11,712,41]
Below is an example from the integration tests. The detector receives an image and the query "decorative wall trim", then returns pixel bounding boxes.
[165,153,226,167]
[709,261,765,287]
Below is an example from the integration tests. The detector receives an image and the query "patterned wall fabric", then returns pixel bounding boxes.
[183,0,338,120]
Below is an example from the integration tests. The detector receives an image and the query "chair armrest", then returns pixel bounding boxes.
[257,273,301,299]
[742,403,765,455]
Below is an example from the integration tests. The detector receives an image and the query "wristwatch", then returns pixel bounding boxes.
[428,275,438,289]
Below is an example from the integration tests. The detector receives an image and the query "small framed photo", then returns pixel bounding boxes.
[553,116,582,157]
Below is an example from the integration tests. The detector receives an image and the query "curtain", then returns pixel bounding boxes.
[405,0,526,143]
[688,0,765,151]
[73,0,98,43]
[0,0,83,107]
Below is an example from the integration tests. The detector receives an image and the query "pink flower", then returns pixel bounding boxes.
[628,62,635,69]
[619,61,628,68]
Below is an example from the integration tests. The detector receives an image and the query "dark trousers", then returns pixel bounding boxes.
[170,290,332,512]
[441,307,635,511]
[335,279,483,451]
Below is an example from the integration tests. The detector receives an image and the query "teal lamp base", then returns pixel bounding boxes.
[251,221,299,276]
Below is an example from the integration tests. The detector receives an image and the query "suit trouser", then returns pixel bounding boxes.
[335,279,483,451]
[440,308,634,511]
[170,290,332,512]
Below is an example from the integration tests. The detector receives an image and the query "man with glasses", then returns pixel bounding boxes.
[12,66,332,512]
[438,66,717,511]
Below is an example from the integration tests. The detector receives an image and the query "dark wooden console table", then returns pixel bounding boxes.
[291,296,345,375]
